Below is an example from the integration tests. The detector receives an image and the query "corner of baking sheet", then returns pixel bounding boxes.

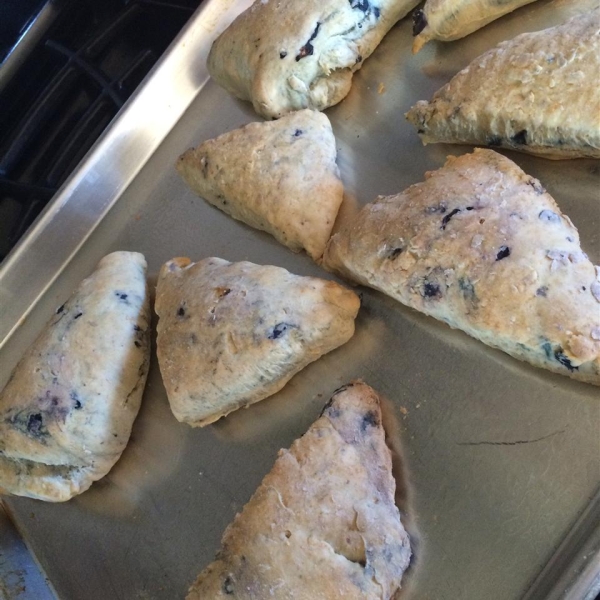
[0,0,253,349]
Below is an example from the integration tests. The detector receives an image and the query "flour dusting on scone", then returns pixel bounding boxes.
[155,257,360,426]
[0,252,150,501]
[187,381,412,599]
[324,149,600,385]
[176,110,343,262]
[407,11,600,159]
[412,0,538,53]
[207,0,420,119]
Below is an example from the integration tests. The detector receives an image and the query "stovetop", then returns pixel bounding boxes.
[0,4,202,594]
[0,0,202,262]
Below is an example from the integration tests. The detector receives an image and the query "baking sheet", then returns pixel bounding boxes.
[1,0,599,598]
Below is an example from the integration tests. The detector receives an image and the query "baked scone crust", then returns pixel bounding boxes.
[155,257,360,426]
[407,12,600,159]
[176,110,343,262]
[187,381,412,599]
[324,150,600,385]
[412,0,538,53]
[207,0,420,119]
[0,252,150,501]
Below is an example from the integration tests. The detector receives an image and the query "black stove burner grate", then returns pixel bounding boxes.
[0,0,201,260]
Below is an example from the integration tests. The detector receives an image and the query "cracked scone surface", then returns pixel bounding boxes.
[0,252,150,501]
[176,110,343,262]
[187,381,411,599]
[155,257,360,426]
[407,11,600,159]
[207,0,420,118]
[412,0,538,52]
[324,150,600,385]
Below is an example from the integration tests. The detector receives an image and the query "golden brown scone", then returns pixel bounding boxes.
[176,110,343,262]
[0,252,150,501]
[207,0,420,119]
[324,150,600,385]
[187,381,412,599]
[155,257,360,426]
[412,0,538,53]
[407,12,600,159]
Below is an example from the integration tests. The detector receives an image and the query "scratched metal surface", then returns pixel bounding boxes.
[1,0,599,598]
[0,505,54,600]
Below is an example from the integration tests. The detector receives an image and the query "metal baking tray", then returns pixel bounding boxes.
[1,0,599,598]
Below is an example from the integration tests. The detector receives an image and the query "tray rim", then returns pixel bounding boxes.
[0,0,253,348]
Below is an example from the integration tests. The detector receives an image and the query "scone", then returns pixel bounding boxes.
[412,0,538,53]
[155,257,360,426]
[176,110,343,262]
[407,12,600,159]
[207,0,420,119]
[187,381,412,599]
[0,252,150,502]
[324,149,600,385]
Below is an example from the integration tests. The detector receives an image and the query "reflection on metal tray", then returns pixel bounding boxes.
[0,0,599,598]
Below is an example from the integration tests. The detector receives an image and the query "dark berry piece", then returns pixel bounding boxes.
[554,347,578,371]
[268,322,293,339]
[296,23,320,61]
[412,8,427,35]
[527,178,545,194]
[511,130,527,145]
[423,282,441,298]
[496,246,510,261]
[458,278,477,304]
[27,413,43,435]
[539,210,560,223]
[222,575,235,595]
[441,208,461,230]
[350,0,370,13]
[542,341,553,359]
[361,410,379,431]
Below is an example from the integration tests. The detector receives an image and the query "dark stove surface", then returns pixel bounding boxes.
[0,0,46,61]
[0,0,202,261]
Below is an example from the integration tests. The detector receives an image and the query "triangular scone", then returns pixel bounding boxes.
[324,150,600,385]
[412,0,538,53]
[187,381,412,599]
[207,0,420,119]
[155,257,360,426]
[176,111,343,262]
[407,12,600,159]
[0,252,150,501]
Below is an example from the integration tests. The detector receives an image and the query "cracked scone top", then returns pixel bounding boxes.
[207,0,420,118]
[0,252,150,501]
[187,381,412,599]
[407,11,600,159]
[155,257,360,426]
[324,150,600,385]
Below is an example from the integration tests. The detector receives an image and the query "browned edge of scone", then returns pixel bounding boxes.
[187,379,415,599]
